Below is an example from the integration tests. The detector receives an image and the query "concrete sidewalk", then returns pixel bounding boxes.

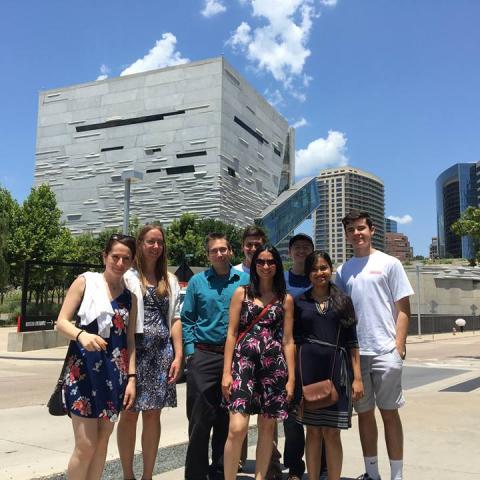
[0,327,479,479]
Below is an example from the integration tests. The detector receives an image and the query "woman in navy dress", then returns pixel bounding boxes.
[118,224,182,480]
[294,251,363,480]
[56,234,137,480]
[222,245,295,480]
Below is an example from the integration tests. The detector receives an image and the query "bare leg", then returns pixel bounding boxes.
[380,409,403,460]
[68,416,99,480]
[358,409,378,457]
[305,425,322,480]
[255,415,276,480]
[224,412,249,480]
[323,427,342,480]
[86,419,115,480]
[141,409,161,479]
[117,410,139,479]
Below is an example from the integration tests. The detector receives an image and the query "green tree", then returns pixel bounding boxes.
[0,213,9,295]
[0,187,20,289]
[451,207,480,265]
[166,213,243,266]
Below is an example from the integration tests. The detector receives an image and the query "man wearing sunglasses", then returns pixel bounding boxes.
[182,233,249,480]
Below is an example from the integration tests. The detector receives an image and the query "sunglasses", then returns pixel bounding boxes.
[255,259,277,267]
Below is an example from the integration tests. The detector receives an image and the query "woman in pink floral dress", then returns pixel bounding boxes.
[56,234,137,480]
[222,245,295,480]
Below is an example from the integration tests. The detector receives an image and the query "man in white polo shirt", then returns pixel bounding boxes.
[335,210,413,480]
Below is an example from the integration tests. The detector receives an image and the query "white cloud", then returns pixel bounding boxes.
[387,215,413,225]
[201,0,227,17]
[320,0,338,6]
[264,88,284,107]
[96,64,110,81]
[296,130,348,177]
[292,117,308,128]
[227,0,317,88]
[120,33,189,76]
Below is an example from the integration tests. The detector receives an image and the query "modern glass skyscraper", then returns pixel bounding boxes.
[313,166,385,264]
[436,163,477,258]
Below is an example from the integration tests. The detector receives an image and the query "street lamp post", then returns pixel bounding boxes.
[121,168,143,234]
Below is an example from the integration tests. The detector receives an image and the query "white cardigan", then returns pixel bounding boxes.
[123,269,181,335]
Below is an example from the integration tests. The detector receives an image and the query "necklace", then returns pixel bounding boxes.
[313,295,330,315]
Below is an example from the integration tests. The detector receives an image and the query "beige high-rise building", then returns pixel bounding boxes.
[313,166,385,264]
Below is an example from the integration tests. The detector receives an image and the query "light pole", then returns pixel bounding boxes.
[416,264,422,337]
[121,168,143,234]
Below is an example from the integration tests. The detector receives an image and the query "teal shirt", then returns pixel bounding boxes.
[181,266,249,356]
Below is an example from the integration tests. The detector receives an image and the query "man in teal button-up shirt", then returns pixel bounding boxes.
[181,233,248,480]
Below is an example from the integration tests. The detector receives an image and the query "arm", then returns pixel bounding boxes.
[395,296,411,359]
[181,279,197,357]
[349,347,363,401]
[282,294,295,402]
[56,276,108,351]
[168,317,183,383]
[123,295,137,410]
[221,287,244,401]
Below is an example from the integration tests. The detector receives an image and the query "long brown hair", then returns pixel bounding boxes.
[135,224,170,297]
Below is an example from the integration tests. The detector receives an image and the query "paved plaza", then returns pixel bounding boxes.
[0,327,479,479]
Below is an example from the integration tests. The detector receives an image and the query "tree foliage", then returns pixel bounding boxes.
[166,213,243,266]
[451,206,480,264]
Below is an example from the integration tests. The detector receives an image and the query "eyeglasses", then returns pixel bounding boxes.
[208,247,229,255]
[255,259,276,267]
[144,239,165,246]
[109,234,135,241]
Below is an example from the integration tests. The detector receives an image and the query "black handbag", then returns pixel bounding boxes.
[47,342,73,416]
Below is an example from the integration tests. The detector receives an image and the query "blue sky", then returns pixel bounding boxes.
[1,0,479,255]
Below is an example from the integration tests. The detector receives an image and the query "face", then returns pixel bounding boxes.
[344,218,374,252]
[141,228,164,262]
[289,239,314,265]
[255,250,277,278]
[242,235,265,265]
[207,238,232,270]
[103,242,134,277]
[309,257,332,288]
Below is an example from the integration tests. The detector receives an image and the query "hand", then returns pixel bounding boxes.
[286,378,295,403]
[396,343,406,360]
[351,378,364,401]
[221,372,233,401]
[78,332,108,352]
[168,357,182,384]
[123,378,136,410]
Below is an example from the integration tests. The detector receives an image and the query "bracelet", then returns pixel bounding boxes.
[76,330,84,342]
[127,373,137,379]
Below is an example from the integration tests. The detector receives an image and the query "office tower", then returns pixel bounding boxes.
[313,166,385,264]
[436,163,477,258]
[385,218,398,233]
[34,57,294,234]
[429,237,439,259]
[385,232,412,262]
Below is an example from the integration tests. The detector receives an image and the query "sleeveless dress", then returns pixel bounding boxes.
[132,286,176,411]
[227,294,289,419]
[62,290,132,422]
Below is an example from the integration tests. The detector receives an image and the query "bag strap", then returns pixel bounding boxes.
[236,293,277,345]
[299,325,342,388]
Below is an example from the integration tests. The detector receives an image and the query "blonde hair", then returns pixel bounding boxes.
[135,224,170,297]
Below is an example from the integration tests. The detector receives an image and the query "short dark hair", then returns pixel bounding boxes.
[304,250,356,327]
[249,245,286,301]
[205,232,231,251]
[288,233,314,249]
[104,234,136,258]
[341,210,373,230]
[242,225,267,245]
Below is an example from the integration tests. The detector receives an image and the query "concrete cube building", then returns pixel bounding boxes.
[34,57,294,234]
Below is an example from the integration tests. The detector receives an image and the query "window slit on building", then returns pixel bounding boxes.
[176,151,207,159]
[101,146,124,152]
[76,109,186,132]
[233,116,269,145]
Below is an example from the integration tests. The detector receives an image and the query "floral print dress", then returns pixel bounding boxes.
[227,294,289,419]
[62,290,131,422]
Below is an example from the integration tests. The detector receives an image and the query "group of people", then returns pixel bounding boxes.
[55,209,413,480]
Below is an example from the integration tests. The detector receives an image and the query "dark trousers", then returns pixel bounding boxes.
[185,349,229,480]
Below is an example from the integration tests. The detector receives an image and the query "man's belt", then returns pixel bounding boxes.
[195,343,225,353]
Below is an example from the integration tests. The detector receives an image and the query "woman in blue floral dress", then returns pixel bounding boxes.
[222,245,295,480]
[118,224,182,480]
[56,234,137,480]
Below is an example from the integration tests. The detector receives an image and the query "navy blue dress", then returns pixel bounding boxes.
[62,290,132,422]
